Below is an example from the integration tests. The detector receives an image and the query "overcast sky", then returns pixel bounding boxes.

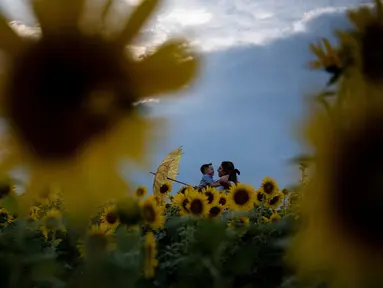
[1,0,365,193]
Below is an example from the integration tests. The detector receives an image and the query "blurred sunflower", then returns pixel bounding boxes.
[172,192,190,216]
[40,208,66,238]
[100,205,119,230]
[78,223,115,258]
[0,208,13,226]
[309,38,342,74]
[281,188,290,197]
[140,196,164,229]
[159,181,172,196]
[254,189,266,206]
[266,192,283,210]
[238,216,250,226]
[187,190,209,217]
[178,185,192,194]
[263,212,280,224]
[289,95,383,284]
[228,183,255,211]
[218,193,228,208]
[135,186,147,199]
[202,186,217,205]
[208,204,223,218]
[260,177,279,198]
[0,0,198,219]
[115,196,141,226]
[143,231,158,278]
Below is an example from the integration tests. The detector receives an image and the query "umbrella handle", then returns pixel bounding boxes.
[150,172,190,186]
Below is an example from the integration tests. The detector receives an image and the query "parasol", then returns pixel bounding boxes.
[151,147,188,195]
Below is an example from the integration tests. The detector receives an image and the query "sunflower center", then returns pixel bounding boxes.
[263,183,274,194]
[219,197,227,206]
[233,189,250,205]
[257,192,265,202]
[332,114,383,248]
[7,34,135,159]
[269,195,280,206]
[137,188,145,197]
[205,192,214,204]
[0,212,8,224]
[0,184,11,199]
[209,206,221,217]
[361,22,383,82]
[142,205,156,223]
[105,211,118,224]
[160,184,169,194]
[190,199,203,215]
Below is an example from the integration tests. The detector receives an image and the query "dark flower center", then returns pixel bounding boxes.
[219,197,227,206]
[269,195,280,206]
[105,211,118,224]
[6,34,135,159]
[257,192,265,202]
[332,114,383,249]
[0,212,8,224]
[136,188,145,197]
[182,199,189,212]
[142,205,156,223]
[160,184,169,194]
[263,183,274,194]
[205,191,214,204]
[180,187,188,194]
[0,183,11,199]
[282,189,289,195]
[209,206,221,217]
[190,199,203,215]
[361,22,383,82]
[233,189,250,205]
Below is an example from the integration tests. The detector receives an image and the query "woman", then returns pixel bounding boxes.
[214,161,240,191]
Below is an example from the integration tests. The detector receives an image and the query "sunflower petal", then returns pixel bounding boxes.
[322,38,334,56]
[131,40,199,97]
[32,0,85,33]
[0,13,22,55]
[117,0,159,46]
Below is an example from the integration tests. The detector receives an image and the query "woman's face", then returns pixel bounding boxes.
[218,165,225,177]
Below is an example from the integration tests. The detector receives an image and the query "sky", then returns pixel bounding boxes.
[0,0,366,193]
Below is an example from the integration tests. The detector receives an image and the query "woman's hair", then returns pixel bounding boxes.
[221,161,240,184]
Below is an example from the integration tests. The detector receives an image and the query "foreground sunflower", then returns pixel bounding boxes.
[0,0,198,219]
[228,183,255,211]
[208,203,223,218]
[202,186,217,205]
[143,231,158,279]
[140,196,164,229]
[290,97,383,284]
[217,193,228,208]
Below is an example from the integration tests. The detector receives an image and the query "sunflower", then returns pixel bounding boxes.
[309,38,342,73]
[135,186,147,199]
[140,196,164,229]
[78,223,115,258]
[99,205,119,230]
[40,208,66,238]
[254,189,266,206]
[217,193,228,208]
[159,181,172,196]
[0,208,13,227]
[0,0,198,219]
[172,192,190,216]
[281,188,290,197]
[187,190,209,217]
[266,192,283,210]
[115,196,142,226]
[228,183,255,211]
[178,185,193,195]
[289,63,383,284]
[208,204,223,218]
[238,216,250,226]
[202,186,217,205]
[260,177,279,198]
[143,231,158,278]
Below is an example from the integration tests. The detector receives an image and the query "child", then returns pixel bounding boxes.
[198,163,215,190]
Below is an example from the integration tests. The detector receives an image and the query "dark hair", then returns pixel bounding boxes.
[200,163,212,174]
[221,161,240,184]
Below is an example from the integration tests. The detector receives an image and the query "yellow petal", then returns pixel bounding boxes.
[309,43,325,61]
[0,12,22,55]
[32,0,85,33]
[131,39,199,97]
[117,0,159,46]
[322,38,334,56]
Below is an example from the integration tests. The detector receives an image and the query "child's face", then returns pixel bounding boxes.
[206,165,214,176]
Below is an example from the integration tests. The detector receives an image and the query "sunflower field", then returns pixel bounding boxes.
[0,0,383,287]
